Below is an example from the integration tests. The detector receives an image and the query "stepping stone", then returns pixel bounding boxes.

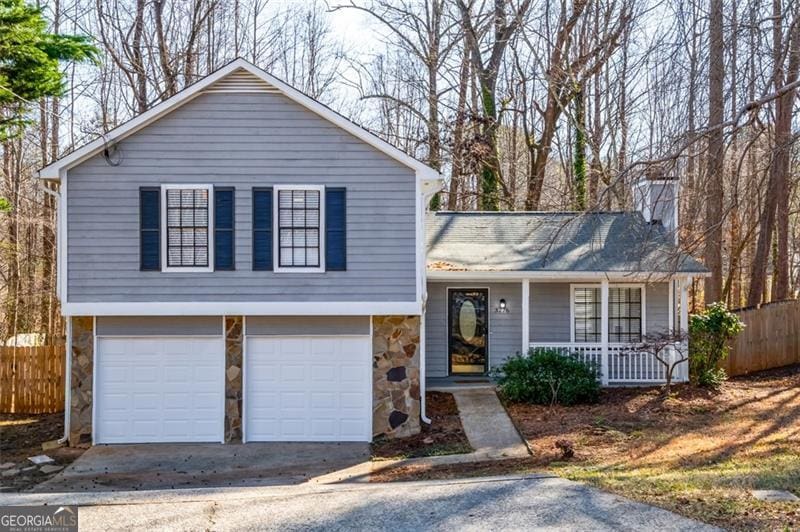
[1,468,20,477]
[28,455,54,465]
[752,489,799,502]
[22,466,37,472]
[40,464,64,474]
[0,462,15,470]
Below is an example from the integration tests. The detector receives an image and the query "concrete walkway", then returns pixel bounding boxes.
[451,388,529,460]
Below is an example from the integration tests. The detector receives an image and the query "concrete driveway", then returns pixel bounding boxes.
[35,442,369,492]
[5,475,719,531]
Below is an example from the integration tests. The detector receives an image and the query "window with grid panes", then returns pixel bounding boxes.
[573,287,601,342]
[278,189,321,267]
[608,287,642,342]
[166,188,210,267]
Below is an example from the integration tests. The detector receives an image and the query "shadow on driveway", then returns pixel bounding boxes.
[34,442,369,493]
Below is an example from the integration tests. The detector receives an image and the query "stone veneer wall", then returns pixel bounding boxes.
[372,315,421,438]
[69,316,94,446]
[224,316,244,443]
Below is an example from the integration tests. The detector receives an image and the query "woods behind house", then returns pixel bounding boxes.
[2,0,799,340]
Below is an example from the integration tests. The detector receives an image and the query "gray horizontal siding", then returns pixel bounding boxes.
[245,316,370,336]
[67,91,417,303]
[530,283,571,343]
[96,316,222,336]
[646,282,670,334]
[425,282,522,378]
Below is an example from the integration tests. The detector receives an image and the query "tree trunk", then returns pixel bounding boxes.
[704,0,725,305]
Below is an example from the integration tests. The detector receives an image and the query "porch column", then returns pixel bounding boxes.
[679,278,690,333]
[668,279,675,334]
[521,279,530,355]
[600,280,609,385]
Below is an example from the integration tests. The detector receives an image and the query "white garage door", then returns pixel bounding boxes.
[245,336,371,442]
[95,337,225,444]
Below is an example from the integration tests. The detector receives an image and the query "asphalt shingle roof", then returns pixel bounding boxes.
[426,211,707,274]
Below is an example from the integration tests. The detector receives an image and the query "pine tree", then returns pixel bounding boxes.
[0,0,97,140]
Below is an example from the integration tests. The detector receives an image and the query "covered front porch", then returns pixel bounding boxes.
[424,275,694,387]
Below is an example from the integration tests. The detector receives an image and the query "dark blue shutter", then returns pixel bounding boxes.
[140,187,160,271]
[252,187,273,270]
[214,187,235,270]
[325,187,346,271]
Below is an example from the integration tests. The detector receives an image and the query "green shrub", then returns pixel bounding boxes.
[689,302,745,388]
[494,348,600,406]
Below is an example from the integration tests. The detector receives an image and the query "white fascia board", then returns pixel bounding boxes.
[425,270,700,282]
[62,301,422,317]
[40,58,441,183]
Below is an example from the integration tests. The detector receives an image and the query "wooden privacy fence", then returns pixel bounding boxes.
[722,300,800,377]
[0,344,66,414]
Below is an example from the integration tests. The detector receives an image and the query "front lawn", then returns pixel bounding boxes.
[507,364,800,531]
[371,391,472,460]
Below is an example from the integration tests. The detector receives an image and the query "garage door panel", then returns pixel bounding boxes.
[246,335,371,442]
[96,337,224,444]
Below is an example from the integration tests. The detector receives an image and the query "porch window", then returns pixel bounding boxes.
[609,287,642,342]
[572,285,643,343]
[573,287,601,342]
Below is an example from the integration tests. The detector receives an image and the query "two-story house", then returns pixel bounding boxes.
[41,59,706,446]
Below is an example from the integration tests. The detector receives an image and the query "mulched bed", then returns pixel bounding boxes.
[0,412,85,492]
[371,391,472,460]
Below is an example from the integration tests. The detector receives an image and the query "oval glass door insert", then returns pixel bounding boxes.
[459,300,478,343]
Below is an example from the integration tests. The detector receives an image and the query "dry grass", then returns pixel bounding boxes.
[507,365,800,531]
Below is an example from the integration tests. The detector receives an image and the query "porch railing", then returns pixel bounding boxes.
[529,342,689,385]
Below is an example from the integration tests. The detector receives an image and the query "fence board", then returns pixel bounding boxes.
[723,300,800,377]
[0,344,66,414]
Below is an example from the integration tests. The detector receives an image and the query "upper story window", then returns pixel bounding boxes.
[572,285,644,343]
[275,185,324,272]
[162,184,214,272]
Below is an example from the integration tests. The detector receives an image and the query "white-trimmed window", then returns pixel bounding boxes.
[609,287,643,342]
[573,287,602,342]
[273,185,325,272]
[571,284,645,343]
[161,184,214,272]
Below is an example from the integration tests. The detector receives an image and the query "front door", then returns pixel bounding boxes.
[448,288,488,375]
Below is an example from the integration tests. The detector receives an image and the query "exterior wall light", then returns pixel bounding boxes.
[496,298,509,313]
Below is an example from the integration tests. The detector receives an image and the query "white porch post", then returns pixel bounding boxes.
[668,279,675,334]
[521,279,530,355]
[600,279,609,385]
[678,277,691,382]
[679,278,689,333]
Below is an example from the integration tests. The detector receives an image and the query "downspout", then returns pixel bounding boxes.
[420,294,431,424]
[60,318,71,444]
[41,182,70,445]
[418,178,442,425]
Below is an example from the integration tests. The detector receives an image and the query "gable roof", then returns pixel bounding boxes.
[39,58,441,182]
[426,211,708,276]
